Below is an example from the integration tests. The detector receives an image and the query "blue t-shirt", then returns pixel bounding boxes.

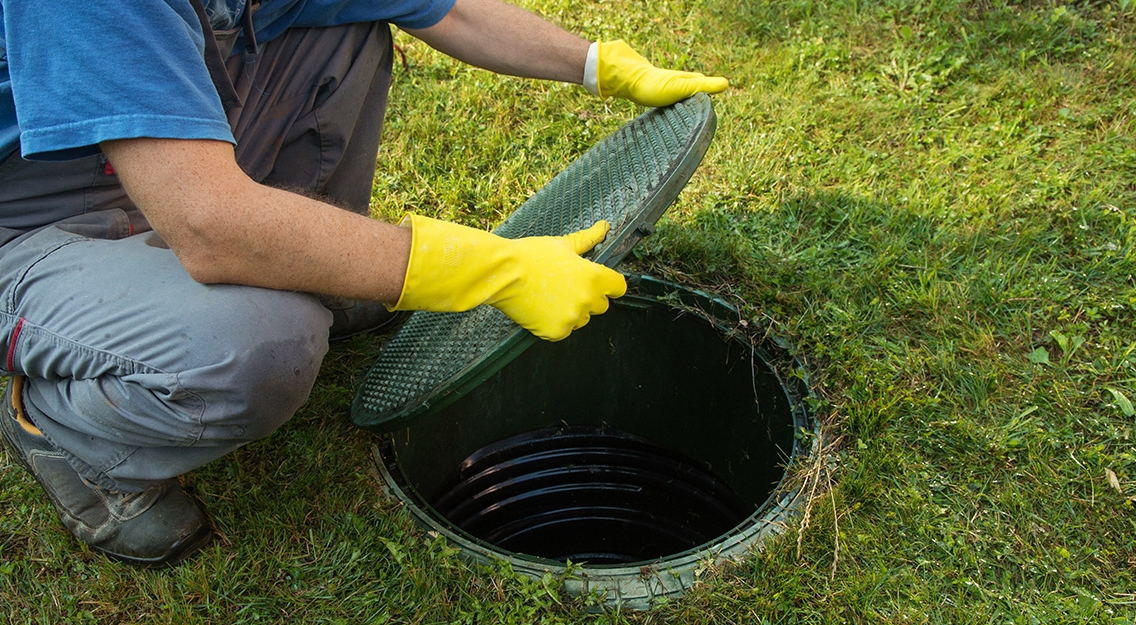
[0,0,454,162]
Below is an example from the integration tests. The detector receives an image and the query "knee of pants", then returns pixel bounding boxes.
[182,292,332,445]
[221,337,325,442]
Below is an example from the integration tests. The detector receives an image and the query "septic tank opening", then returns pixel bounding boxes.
[430,424,754,564]
[372,275,815,609]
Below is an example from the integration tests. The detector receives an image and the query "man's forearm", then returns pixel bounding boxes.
[101,137,411,302]
[404,0,589,83]
[406,0,731,107]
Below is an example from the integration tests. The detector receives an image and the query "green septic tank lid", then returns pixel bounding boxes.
[351,93,717,432]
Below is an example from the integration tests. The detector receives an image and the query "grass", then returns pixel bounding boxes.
[3,0,1136,622]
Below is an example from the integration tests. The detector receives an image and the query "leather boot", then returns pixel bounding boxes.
[0,377,212,567]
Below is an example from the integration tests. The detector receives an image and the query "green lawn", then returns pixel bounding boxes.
[3,0,1135,622]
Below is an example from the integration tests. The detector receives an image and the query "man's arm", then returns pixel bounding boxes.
[404,0,729,106]
[101,138,412,302]
[402,0,590,83]
[100,136,625,341]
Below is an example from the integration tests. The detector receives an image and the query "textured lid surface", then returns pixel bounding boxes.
[352,94,717,431]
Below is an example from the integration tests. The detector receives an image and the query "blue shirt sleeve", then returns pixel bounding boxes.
[2,0,457,162]
[5,0,234,161]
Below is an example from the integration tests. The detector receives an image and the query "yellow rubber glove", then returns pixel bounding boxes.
[389,214,627,341]
[592,40,729,107]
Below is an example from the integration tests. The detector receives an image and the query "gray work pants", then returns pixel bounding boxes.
[0,22,394,492]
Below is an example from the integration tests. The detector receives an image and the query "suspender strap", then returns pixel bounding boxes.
[240,2,259,55]
[187,0,259,112]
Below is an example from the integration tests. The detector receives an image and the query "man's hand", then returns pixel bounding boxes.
[389,214,627,341]
[590,40,729,107]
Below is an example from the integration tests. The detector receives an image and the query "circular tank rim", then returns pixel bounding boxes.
[370,275,820,610]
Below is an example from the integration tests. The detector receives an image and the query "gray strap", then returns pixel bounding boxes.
[187,0,258,112]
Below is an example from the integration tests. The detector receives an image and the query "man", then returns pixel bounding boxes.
[0,0,727,566]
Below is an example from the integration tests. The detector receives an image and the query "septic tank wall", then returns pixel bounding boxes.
[383,292,796,509]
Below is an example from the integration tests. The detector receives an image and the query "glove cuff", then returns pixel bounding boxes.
[386,214,421,312]
[583,41,600,96]
[388,214,510,314]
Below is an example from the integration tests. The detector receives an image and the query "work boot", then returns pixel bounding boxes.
[0,377,212,567]
[321,295,409,341]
